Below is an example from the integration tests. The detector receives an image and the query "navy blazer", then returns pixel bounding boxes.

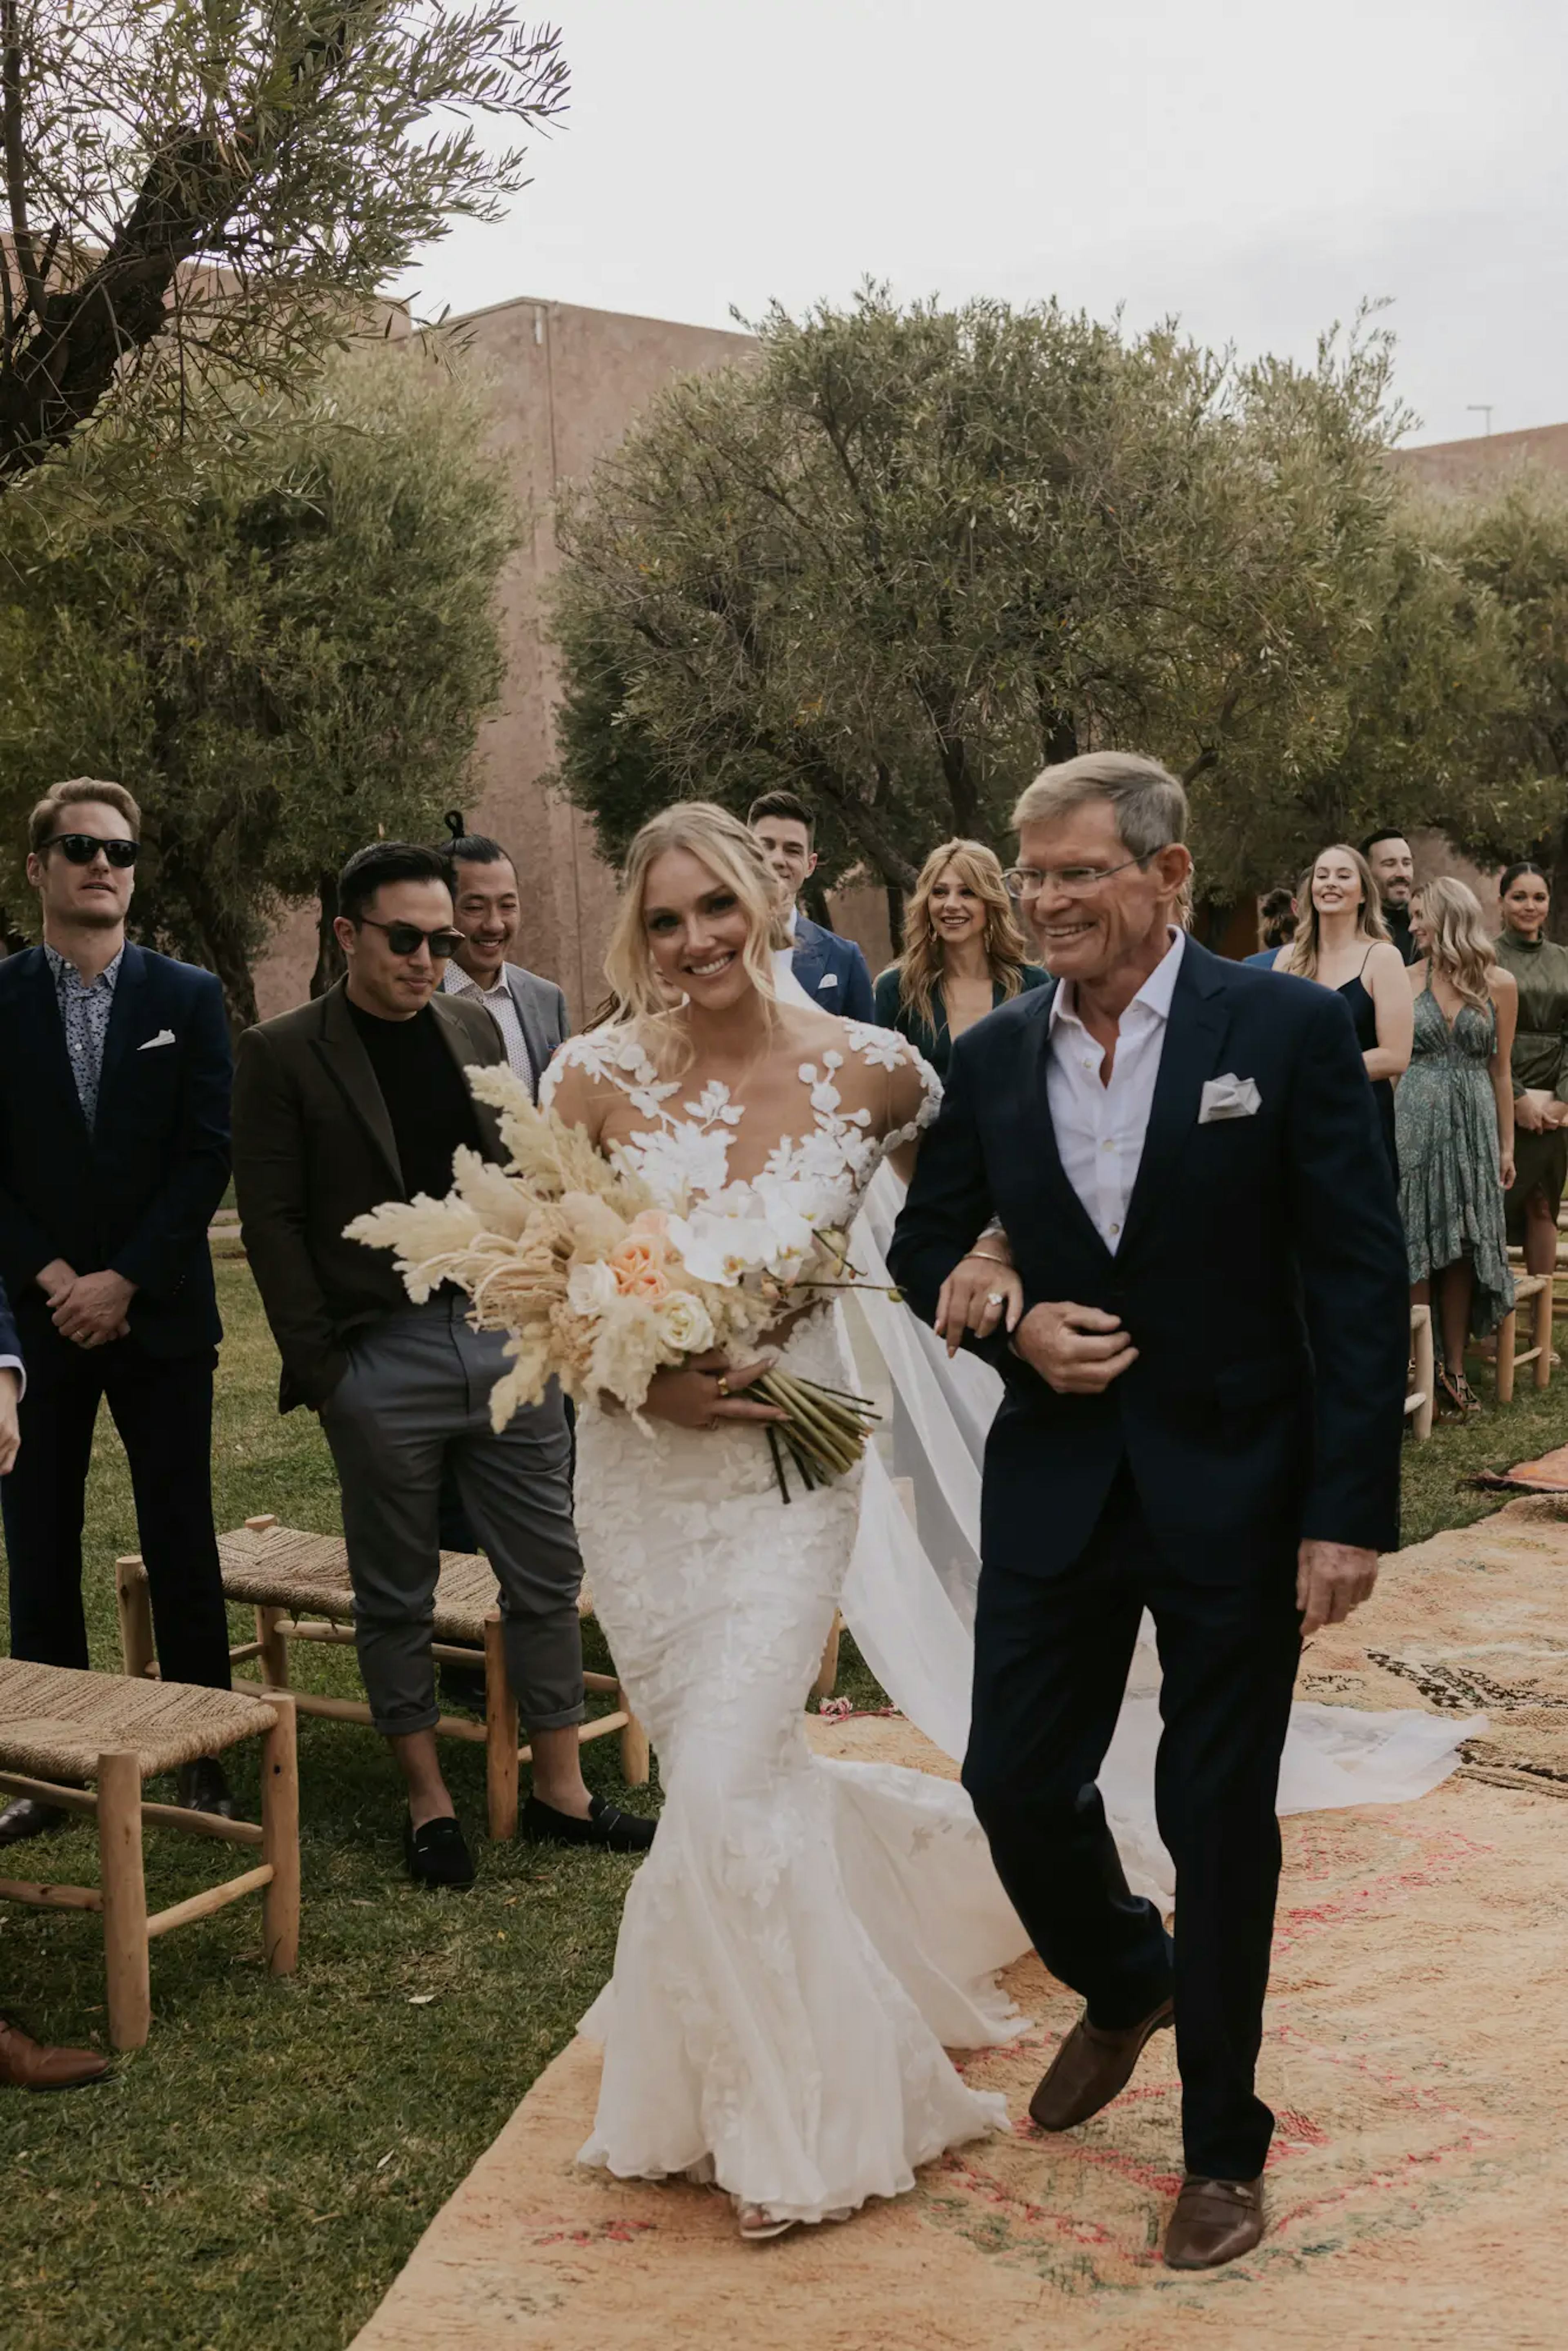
[791,916,875,1023]
[0,944,231,1358]
[888,940,1409,1581]
[0,1272,18,1374]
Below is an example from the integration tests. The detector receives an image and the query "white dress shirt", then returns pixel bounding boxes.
[1045,929,1186,1254]
[441,962,533,1092]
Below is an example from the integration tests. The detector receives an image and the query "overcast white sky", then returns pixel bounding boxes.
[400,0,1568,447]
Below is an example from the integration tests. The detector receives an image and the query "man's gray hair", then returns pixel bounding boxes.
[1012,751,1188,859]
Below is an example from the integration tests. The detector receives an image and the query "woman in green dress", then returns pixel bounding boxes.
[1397,879,1517,1417]
[872,839,1048,1076]
[1494,860,1568,1285]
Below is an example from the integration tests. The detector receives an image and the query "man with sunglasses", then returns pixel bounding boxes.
[0,778,236,1842]
[232,842,650,1887]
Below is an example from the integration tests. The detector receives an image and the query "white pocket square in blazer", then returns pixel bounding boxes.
[138,1029,176,1051]
[1199,1073,1261,1123]
[818,972,839,989]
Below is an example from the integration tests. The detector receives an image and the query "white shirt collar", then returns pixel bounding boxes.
[442,961,507,1001]
[786,905,800,940]
[1048,926,1186,1034]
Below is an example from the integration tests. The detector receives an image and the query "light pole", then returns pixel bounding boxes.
[1466,404,1494,436]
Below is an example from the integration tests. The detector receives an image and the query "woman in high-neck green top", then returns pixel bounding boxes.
[1494,860,1568,1282]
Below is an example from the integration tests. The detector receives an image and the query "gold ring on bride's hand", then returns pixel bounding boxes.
[715,1375,730,1398]
[986,1292,1005,1308]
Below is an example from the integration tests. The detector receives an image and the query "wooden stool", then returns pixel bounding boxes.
[119,1519,650,1843]
[0,1660,298,2051]
[1495,1274,1553,1403]
[1406,1303,1434,1442]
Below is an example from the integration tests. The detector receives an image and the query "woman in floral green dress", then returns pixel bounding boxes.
[1493,861,1568,1286]
[1397,879,1517,1417]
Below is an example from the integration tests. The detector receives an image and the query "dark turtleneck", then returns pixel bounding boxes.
[1382,900,1417,965]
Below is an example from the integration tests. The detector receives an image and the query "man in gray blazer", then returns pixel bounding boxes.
[439,819,570,1099]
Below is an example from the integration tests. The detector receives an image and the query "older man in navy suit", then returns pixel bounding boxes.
[0,778,234,1841]
[748,791,875,1022]
[890,753,1407,2271]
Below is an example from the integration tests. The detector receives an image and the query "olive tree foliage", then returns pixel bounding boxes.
[0,0,566,487]
[551,289,1544,912]
[0,346,514,1027]
[1432,467,1568,934]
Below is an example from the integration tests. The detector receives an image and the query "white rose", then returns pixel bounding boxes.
[566,1259,618,1315]
[655,1290,716,1355]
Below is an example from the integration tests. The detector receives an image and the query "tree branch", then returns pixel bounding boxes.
[1,0,44,321]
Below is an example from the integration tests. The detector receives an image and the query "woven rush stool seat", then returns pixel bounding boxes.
[0,1658,278,1783]
[0,1661,298,2052]
[117,1517,650,1842]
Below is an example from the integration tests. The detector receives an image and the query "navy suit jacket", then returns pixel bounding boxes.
[791,916,875,1023]
[888,940,1408,1582]
[0,1274,18,1372]
[0,944,231,1359]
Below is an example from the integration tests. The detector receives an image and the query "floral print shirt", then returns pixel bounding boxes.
[45,943,123,1130]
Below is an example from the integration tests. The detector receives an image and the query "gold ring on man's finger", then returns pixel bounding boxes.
[715,1375,730,1398]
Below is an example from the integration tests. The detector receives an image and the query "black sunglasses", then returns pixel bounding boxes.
[359,916,465,958]
[41,832,139,869]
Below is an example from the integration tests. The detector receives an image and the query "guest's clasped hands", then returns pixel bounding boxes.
[37,1258,134,1349]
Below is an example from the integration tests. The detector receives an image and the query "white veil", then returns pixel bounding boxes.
[771,954,1482,1906]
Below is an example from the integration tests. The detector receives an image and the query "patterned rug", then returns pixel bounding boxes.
[351,1505,1568,2351]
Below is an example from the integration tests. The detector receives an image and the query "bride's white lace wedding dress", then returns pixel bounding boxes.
[541,1022,1027,2226]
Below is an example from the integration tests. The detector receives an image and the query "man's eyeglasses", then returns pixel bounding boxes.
[358,916,465,958]
[1002,856,1147,898]
[41,833,139,869]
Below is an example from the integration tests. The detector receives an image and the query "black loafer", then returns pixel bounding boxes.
[403,1812,476,1889]
[0,1795,68,1846]
[522,1794,656,1854]
[176,1757,236,1818]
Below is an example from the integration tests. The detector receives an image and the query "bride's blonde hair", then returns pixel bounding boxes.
[602,801,781,1062]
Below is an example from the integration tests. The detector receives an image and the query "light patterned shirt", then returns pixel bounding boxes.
[441,962,534,1093]
[45,943,124,1130]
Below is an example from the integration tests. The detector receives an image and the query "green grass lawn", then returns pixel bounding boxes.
[0,1263,1561,2350]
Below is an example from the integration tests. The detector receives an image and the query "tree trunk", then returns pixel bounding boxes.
[312,871,346,996]
[1547,816,1568,946]
[885,880,905,954]
[802,874,834,931]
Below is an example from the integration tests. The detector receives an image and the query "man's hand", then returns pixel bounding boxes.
[1012,1301,1138,1395]
[1296,1540,1379,1635]
[51,1269,135,1350]
[36,1258,76,1306]
[0,1367,19,1475]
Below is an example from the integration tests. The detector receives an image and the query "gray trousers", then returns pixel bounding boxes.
[317,1295,585,1739]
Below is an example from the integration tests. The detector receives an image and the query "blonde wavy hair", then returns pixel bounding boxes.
[891,839,1035,1030]
[1412,875,1496,1011]
[1280,843,1389,980]
[601,801,781,1064]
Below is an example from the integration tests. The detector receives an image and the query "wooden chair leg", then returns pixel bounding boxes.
[483,1609,519,1841]
[1411,1305,1434,1443]
[260,1695,300,1977]
[618,1691,650,1789]
[115,1557,155,1680]
[811,1612,842,1704]
[1497,1306,1518,1404]
[98,1749,149,2051]
[255,1605,290,1687]
[1534,1277,1553,1389]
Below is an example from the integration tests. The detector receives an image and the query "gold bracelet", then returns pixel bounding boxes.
[960,1250,1009,1268]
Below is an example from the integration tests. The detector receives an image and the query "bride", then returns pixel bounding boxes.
[542,802,1031,2241]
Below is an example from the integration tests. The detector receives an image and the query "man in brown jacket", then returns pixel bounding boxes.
[232,841,653,1885]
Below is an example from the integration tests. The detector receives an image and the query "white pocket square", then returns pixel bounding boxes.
[138,1029,176,1051]
[818,973,839,990]
[1199,1073,1261,1123]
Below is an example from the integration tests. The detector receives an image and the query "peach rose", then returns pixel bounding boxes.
[608,1232,670,1300]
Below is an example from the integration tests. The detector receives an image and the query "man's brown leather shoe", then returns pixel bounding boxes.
[0,2017,110,2091]
[1028,1994,1174,2132]
[1163,2175,1265,2270]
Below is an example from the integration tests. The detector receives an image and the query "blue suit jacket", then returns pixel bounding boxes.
[0,944,231,1359]
[791,915,875,1023]
[888,940,1408,1582]
[0,1274,19,1379]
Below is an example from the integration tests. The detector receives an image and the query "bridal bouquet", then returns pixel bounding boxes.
[345,1067,880,1500]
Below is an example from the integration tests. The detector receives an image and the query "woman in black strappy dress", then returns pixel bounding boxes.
[1268,843,1411,1180]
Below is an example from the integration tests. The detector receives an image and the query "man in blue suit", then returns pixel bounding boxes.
[748,791,875,1022]
[0,779,235,1841]
[890,753,1406,2271]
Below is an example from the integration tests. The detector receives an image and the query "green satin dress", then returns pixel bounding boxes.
[870,963,1051,1078]
[1494,927,1568,1239]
